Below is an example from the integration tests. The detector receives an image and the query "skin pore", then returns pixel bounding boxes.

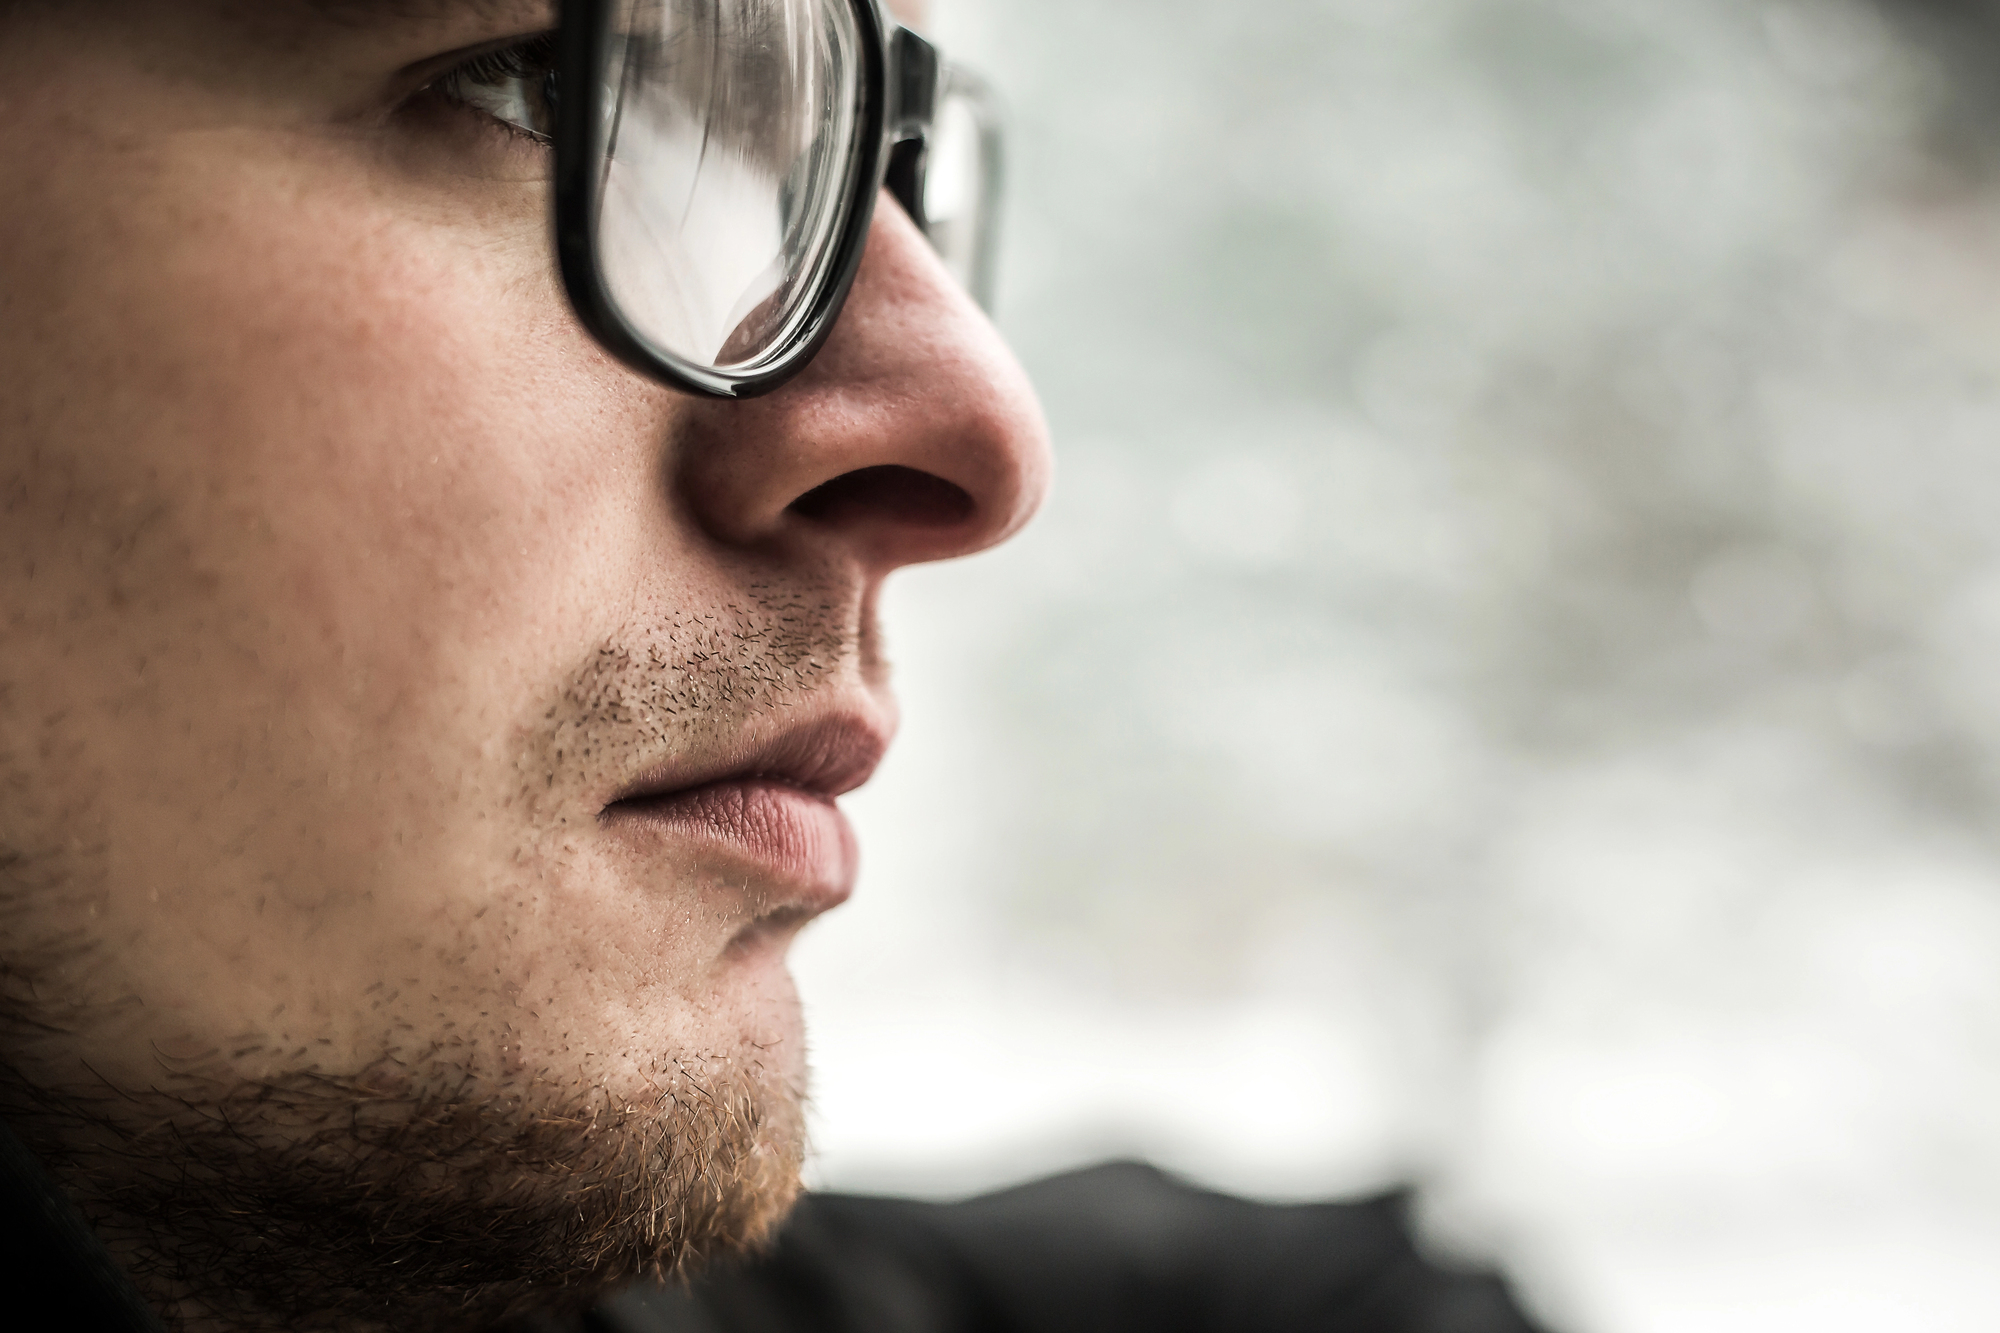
[0,0,1048,1328]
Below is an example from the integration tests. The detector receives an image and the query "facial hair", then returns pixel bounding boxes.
[0,1053,805,1331]
[0,576,876,1331]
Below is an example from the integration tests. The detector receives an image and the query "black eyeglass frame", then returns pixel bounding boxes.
[552,0,949,400]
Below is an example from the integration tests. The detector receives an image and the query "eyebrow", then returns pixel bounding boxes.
[302,0,554,29]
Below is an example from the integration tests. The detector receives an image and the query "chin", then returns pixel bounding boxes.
[16,1010,811,1333]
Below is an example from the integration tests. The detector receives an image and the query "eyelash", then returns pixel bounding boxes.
[429,34,560,145]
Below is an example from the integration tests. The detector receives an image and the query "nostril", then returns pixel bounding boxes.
[788,465,975,529]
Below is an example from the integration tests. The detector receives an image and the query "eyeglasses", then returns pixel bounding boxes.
[552,0,1003,399]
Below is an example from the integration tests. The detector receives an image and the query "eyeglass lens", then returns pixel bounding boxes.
[920,69,1001,310]
[589,0,1001,384]
[596,0,866,374]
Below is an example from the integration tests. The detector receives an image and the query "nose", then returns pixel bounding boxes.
[675,196,1052,573]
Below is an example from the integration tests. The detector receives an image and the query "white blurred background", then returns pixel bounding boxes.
[789,1,2000,1329]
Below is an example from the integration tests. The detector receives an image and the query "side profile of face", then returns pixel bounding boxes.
[0,1,1049,1328]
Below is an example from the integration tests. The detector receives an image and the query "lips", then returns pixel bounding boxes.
[601,714,888,917]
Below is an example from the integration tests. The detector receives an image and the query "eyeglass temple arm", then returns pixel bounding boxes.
[884,25,940,229]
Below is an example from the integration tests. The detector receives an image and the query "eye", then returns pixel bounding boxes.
[431,33,560,143]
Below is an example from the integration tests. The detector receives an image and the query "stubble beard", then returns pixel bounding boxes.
[1,1052,807,1331]
[0,582,875,1330]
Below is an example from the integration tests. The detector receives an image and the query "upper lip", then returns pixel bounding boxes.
[602,711,892,813]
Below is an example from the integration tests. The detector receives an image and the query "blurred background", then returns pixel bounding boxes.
[790,0,2000,1329]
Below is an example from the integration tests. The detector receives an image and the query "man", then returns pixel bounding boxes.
[0,1,1544,1329]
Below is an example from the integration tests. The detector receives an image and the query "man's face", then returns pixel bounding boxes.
[0,1,1048,1326]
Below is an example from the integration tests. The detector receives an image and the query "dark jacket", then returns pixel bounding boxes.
[590,1163,1547,1333]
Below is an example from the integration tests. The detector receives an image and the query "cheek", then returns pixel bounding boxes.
[44,155,592,830]
[2,130,602,630]
[0,127,717,1089]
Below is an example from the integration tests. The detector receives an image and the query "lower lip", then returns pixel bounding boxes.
[611,779,857,910]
